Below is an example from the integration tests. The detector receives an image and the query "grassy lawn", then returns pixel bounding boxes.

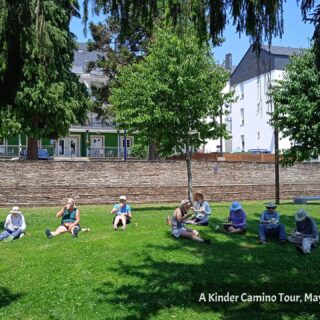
[0,201,320,320]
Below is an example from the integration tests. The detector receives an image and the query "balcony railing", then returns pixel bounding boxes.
[0,145,55,158]
[88,147,132,159]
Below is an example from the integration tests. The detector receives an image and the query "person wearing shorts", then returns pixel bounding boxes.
[45,198,80,238]
[171,199,211,244]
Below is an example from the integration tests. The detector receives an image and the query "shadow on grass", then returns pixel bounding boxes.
[0,287,24,309]
[95,221,320,320]
[134,206,175,213]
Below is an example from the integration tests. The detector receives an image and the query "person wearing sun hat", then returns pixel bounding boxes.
[111,195,132,231]
[259,202,286,244]
[223,201,247,234]
[171,199,211,244]
[185,191,212,226]
[0,206,26,242]
[288,208,318,254]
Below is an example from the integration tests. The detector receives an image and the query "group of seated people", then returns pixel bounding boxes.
[0,193,318,254]
[0,196,132,242]
[171,192,319,254]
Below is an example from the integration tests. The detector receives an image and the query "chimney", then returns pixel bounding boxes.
[225,53,232,71]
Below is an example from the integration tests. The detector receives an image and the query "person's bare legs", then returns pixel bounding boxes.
[180,229,204,242]
[51,225,68,236]
[113,215,121,230]
[120,215,126,230]
[45,225,67,238]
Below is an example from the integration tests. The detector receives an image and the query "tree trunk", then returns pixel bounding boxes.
[148,142,158,160]
[27,137,38,160]
[27,114,39,160]
[185,144,193,202]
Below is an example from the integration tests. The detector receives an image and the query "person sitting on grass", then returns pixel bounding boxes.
[0,206,26,243]
[259,202,286,244]
[288,209,318,254]
[111,195,132,231]
[185,192,211,226]
[45,198,80,238]
[171,199,211,244]
[224,201,247,234]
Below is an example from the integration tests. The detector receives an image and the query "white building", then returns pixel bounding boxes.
[205,45,304,154]
[229,45,305,153]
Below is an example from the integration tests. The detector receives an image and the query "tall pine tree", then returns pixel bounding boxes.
[0,0,91,159]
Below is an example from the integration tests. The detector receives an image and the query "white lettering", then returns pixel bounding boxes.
[199,293,206,302]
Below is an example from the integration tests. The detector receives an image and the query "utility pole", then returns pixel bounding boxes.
[274,110,280,205]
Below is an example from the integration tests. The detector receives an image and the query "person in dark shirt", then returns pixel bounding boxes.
[45,198,80,238]
[288,209,318,254]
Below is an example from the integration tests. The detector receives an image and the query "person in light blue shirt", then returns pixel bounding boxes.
[186,192,211,226]
[111,195,132,231]
[259,202,286,244]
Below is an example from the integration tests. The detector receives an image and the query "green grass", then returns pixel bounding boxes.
[0,201,320,320]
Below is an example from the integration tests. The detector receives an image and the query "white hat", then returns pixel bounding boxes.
[180,199,191,206]
[10,206,21,214]
[119,195,127,201]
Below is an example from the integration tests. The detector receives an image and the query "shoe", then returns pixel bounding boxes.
[203,239,211,245]
[259,240,266,244]
[295,245,305,254]
[278,239,286,245]
[3,236,14,243]
[45,228,53,239]
[72,226,79,238]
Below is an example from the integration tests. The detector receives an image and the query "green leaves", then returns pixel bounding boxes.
[0,0,91,141]
[111,25,234,157]
[270,49,320,165]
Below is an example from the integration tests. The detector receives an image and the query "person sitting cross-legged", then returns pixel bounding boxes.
[111,195,132,231]
[259,202,286,244]
[224,201,247,234]
[185,192,211,226]
[0,206,26,243]
[288,209,318,254]
[45,198,80,238]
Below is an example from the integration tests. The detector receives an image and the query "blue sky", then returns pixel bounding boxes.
[70,1,314,66]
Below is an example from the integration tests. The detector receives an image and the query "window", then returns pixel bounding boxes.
[240,83,244,99]
[122,137,133,148]
[240,108,244,126]
[241,135,245,152]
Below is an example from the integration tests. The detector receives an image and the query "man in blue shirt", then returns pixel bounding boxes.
[288,209,318,254]
[259,202,286,244]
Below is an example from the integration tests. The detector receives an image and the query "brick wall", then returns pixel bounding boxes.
[0,160,319,206]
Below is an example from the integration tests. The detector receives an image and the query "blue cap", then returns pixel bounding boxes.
[230,201,242,211]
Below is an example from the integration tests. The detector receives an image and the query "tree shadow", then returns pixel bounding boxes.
[133,206,175,212]
[0,287,24,309]
[94,229,320,320]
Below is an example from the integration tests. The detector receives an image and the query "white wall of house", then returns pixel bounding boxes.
[230,70,291,153]
[203,81,231,153]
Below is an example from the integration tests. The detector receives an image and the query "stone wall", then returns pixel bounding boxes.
[0,160,320,206]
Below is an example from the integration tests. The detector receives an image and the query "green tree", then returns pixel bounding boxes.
[110,25,234,200]
[270,49,320,165]
[84,1,320,69]
[0,1,91,159]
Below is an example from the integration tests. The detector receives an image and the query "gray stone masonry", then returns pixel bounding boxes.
[0,160,319,206]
